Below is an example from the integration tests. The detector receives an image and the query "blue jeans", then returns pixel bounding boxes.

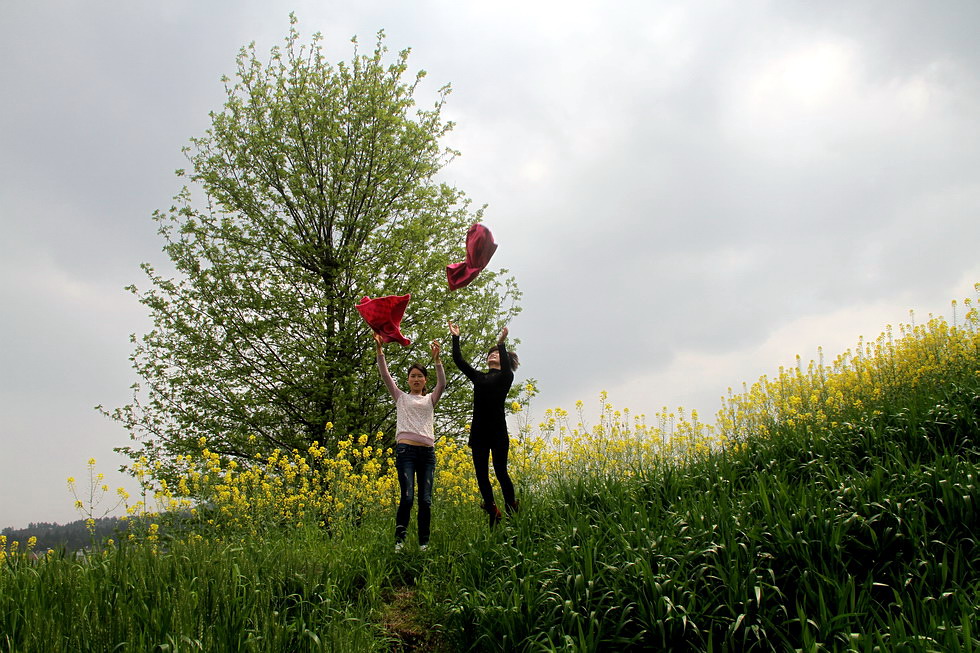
[394,443,435,545]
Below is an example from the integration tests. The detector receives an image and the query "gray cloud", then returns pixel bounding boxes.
[2,1,979,528]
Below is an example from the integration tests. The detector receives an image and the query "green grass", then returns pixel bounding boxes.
[3,312,979,651]
[422,376,980,651]
[1,526,390,651]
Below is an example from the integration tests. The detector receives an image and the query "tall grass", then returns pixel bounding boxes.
[426,297,980,651]
[1,481,492,652]
[1,524,385,651]
[2,290,978,651]
[430,383,979,650]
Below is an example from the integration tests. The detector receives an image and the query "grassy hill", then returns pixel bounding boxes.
[1,293,978,651]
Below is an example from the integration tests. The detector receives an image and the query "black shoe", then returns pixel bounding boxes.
[483,503,503,527]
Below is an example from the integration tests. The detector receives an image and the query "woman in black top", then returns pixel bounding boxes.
[449,321,520,526]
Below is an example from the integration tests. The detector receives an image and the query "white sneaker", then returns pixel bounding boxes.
[419,544,428,552]
[395,541,404,552]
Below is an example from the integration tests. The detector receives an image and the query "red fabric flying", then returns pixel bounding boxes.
[356,294,411,346]
[446,223,498,290]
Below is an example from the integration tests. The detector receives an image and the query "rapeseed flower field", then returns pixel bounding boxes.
[1,286,978,651]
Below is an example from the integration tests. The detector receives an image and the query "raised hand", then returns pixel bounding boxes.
[448,321,460,337]
[498,326,509,343]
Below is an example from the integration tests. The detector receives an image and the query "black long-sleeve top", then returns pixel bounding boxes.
[451,335,514,447]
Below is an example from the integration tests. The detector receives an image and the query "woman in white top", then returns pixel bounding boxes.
[375,333,446,549]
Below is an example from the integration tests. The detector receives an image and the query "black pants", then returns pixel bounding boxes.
[471,439,516,509]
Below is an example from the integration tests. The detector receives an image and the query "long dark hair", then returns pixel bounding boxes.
[487,345,520,370]
[408,363,429,394]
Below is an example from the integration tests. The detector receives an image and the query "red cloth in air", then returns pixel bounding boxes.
[446,223,498,290]
[356,294,412,346]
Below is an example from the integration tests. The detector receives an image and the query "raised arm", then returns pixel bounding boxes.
[374,333,400,398]
[497,327,513,374]
[430,339,447,405]
[448,321,479,381]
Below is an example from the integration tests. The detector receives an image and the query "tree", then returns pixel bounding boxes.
[102,18,522,472]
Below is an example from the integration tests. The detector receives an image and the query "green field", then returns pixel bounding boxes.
[3,293,978,652]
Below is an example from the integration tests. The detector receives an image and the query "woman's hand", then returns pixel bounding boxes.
[431,339,442,362]
[373,332,383,353]
[498,326,509,344]
[448,321,460,337]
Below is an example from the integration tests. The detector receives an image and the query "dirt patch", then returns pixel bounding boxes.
[380,586,451,652]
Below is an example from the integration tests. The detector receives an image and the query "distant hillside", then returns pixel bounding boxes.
[2,516,127,552]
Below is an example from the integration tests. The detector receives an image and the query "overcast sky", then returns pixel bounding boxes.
[2,1,979,530]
